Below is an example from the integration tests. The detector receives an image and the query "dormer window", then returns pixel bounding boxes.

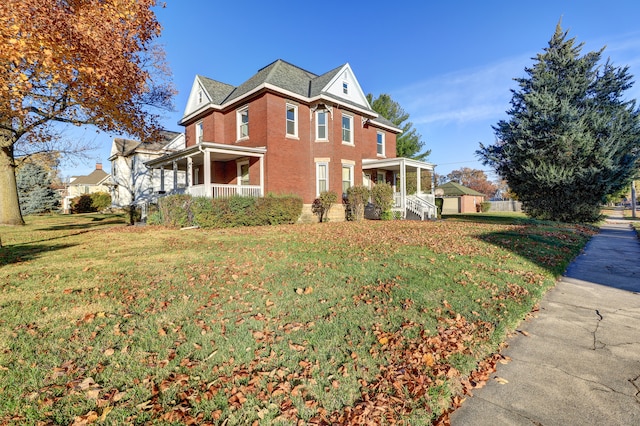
[343,82,349,95]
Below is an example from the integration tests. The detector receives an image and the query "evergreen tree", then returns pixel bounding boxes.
[366,93,431,160]
[17,163,60,215]
[478,23,640,222]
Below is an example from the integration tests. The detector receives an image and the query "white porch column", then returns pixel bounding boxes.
[203,149,211,197]
[160,166,165,192]
[416,166,422,194]
[186,157,192,188]
[400,159,406,214]
[259,154,264,196]
[172,161,178,190]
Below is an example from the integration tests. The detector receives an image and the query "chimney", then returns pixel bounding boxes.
[96,163,102,170]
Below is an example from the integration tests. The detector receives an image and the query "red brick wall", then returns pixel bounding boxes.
[182,90,399,204]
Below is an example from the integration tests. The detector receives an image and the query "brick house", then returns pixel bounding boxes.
[146,60,437,220]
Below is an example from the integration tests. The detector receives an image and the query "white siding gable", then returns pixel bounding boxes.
[164,133,185,151]
[322,64,371,110]
[183,76,211,117]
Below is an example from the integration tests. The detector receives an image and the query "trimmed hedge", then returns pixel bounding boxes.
[154,193,303,228]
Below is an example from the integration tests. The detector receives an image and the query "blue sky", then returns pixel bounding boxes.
[62,0,640,181]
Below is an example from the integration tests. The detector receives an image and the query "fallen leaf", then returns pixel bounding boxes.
[103,348,115,357]
[494,376,509,384]
[99,406,113,422]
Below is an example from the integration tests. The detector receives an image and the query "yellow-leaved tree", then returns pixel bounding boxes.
[1,0,174,225]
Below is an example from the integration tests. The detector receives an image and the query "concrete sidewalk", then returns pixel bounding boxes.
[450,209,640,426]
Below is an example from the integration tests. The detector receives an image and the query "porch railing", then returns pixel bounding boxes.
[212,184,261,198]
[185,184,262,198]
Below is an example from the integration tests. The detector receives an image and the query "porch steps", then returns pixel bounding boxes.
[405,195,437,220]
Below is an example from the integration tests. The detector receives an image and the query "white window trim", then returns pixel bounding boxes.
[376,131,385,157]
[315,161,329,197]
[377,171,385,183]
[286,103,298,138]
[236,106,249,140]
[196,121,204,143]
[341,113,354,145]
[237,160,249,186]
[341,163,354,194]
[315,110,328,141]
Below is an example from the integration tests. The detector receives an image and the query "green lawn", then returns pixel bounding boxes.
[0,213,596,425]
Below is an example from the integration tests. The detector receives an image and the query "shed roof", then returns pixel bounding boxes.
[437,181,485,197]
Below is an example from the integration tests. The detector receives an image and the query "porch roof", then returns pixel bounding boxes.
[145,142,267,170]
[362,157,436,172]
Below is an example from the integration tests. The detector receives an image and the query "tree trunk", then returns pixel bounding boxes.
[0,133,25,226]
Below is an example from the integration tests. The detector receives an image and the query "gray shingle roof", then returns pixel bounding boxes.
[437,182,485,197]
[113,131,181,157]
[70,168,110,185]
[225,59,319,103]
[197,76,235,105]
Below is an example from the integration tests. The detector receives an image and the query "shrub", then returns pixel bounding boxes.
[158,194,303,228]
[435,197,444,218]
[157,194,193,228]
[345,185,370,221]
[312,191,338,222]
[371,183,394,220]
[90,191,111,211]
[123,204,142,225]
[71,194,95,213]
[480,201,491,213]
[254,193,303,225]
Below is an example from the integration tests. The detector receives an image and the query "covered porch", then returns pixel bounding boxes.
[362,157,437,219]
[145,142,267,199]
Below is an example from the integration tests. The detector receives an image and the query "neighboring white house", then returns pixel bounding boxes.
[108,131,186,207]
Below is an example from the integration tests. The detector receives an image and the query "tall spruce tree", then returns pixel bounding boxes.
[17,163,60,215]
[478,23,640,222]
[366,93,431,160]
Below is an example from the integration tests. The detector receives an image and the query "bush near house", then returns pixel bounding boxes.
[435,197,444,218]
[478,202,491,213]
[90,192,112,211]
[372,182,394,220]
[152,194,303,228]
[312,191,338,222]
[345,185,371,221]
[70,192,112,214]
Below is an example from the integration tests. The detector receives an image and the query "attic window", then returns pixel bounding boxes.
[343,82,348,95]
[197,89,203,104]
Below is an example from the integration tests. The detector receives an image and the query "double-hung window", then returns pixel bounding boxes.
[316,162,329,196]
[342,114,353,144]
[316,111,327,140]
[286,103,298,137]
[376,131,385,156]
[196,121,203,143]
[342,163,354,195]
[237,107,249,139]
[237,160,250,186]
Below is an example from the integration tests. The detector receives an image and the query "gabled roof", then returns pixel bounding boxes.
[181,59,400,132]
[437,182,485,197]
[69,168,110,186]
[110,130,182,159]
